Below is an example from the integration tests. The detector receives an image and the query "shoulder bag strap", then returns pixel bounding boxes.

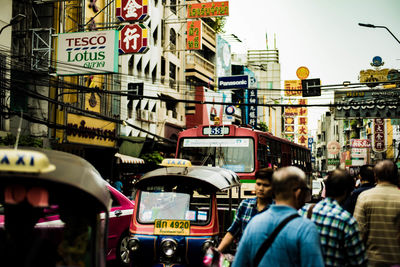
[253,213,299,267]
[307,204,316,219]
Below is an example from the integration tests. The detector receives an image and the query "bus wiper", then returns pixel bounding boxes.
[201,151,212,166]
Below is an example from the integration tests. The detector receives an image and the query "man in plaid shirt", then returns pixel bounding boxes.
[217,167,274,253]
[299,169,367,267]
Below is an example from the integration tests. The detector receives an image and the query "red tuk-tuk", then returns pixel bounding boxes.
[127,159,240,267]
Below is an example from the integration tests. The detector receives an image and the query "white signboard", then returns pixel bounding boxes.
[57,30,119,75]
[183,138,249,147]
[351,148,367,158]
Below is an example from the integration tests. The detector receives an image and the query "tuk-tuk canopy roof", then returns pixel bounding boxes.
[136,166,240,192]
[0,148,111,211]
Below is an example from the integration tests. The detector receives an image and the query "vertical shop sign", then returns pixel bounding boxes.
[117,0,149,22]
[119,23,149,54]
[248,88,257,128]
[373,118,387,152]
[186,20,202,50]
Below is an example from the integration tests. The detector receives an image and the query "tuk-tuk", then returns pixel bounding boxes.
[127,159,240,267]
[0,148,111,267]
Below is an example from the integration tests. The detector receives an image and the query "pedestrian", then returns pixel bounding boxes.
[300,169,367,267]
[217,167,274,253]
[354,160,400,266]
[232,166,324,267]
[343,164,375,214]
[113,179,123,193]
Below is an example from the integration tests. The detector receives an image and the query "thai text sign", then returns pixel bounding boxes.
[187,1,229,19]
[284,80,302,97]
[66,114,116,147]
[359,69,389,83]
[57,30,118,75]
[334,89,400,119]
[116,0,149,22]
[186,20,202,50]
[119,23,149,54]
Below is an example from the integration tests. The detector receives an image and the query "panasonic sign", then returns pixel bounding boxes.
[218,75,249,89]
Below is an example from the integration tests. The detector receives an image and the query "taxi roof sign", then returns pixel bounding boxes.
[160,158,192,167]
[0,149,56,173]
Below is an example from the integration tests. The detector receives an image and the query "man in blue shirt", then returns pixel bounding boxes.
[217,168,274,253]
[233,166,324,267]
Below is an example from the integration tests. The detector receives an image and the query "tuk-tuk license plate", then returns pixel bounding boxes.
[154,220,190,236]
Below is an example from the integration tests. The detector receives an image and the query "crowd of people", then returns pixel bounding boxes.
[217,159,400,267]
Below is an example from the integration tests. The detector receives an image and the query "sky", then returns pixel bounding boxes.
[224,0,400,132]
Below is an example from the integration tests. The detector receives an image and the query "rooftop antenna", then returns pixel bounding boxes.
[266,32,268,50]
[14,111,23,150]
[274,33,277,49]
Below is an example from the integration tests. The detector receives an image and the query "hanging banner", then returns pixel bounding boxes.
[186,20,202,50]
[119,23,149,54]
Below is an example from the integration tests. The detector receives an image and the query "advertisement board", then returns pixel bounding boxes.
[187,1,229,19]
[56,30,119,75]
[284,80,302,97]
[218,75,249,90]
[334,89,400,119]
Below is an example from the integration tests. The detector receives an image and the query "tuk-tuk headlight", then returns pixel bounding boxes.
[161,238,178,257]
[127,238,140,252]
[201,239,215,253]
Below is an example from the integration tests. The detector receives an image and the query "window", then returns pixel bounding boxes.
[153,26,158,45]
[169,28,176,51]
[170,0,176,14]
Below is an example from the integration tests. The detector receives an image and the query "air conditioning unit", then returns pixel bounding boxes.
[138,110,149,121]
[149,112,156,122]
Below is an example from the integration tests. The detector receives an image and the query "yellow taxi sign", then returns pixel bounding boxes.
[160,158,192,167]
[0,149,56,173]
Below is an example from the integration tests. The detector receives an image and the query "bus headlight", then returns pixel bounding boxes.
[161,238,178,258]
[201,239,214,253]
[127,238,140,252]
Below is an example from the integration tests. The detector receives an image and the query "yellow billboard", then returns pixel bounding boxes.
[66,114,116,147]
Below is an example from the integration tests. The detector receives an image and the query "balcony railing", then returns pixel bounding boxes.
[185,53,215,78]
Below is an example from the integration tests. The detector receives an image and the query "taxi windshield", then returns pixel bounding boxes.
[137,188,211,225]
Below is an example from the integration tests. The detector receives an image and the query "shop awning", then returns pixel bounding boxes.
[115,153,145,164]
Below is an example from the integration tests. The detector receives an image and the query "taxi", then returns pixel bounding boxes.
[127,158,240,267]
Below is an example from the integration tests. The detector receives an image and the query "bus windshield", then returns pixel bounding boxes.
[178,137,255,173]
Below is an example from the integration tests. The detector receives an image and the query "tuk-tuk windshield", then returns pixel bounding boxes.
[138,189,211,225]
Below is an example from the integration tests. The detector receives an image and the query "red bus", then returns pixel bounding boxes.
[175,124,312,199]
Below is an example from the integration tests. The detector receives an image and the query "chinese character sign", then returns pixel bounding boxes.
[117,0,149,22]
[119,24,149,54]
[373,118,386,152]
[247,88,257,128]
[186,20,202,50]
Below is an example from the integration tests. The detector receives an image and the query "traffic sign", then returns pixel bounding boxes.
[119,24,149,54]
[302,78,321,97]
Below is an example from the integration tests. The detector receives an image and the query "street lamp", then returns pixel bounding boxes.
[358,23,400,45]
[0,14,26,35]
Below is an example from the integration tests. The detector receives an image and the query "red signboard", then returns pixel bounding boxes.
[119,24,149,54]
[186,20,202,50]
[187,1,229,19]
[117,0,149,22]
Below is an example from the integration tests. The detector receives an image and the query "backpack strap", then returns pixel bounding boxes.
[307,204,316,219]
[253,213,299,267]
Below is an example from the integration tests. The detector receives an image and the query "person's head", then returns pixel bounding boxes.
[255,167,274,200]
[272,166,310,209]
[324,169,354,200]
[359,164,375,184]
[374,160,398,185]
